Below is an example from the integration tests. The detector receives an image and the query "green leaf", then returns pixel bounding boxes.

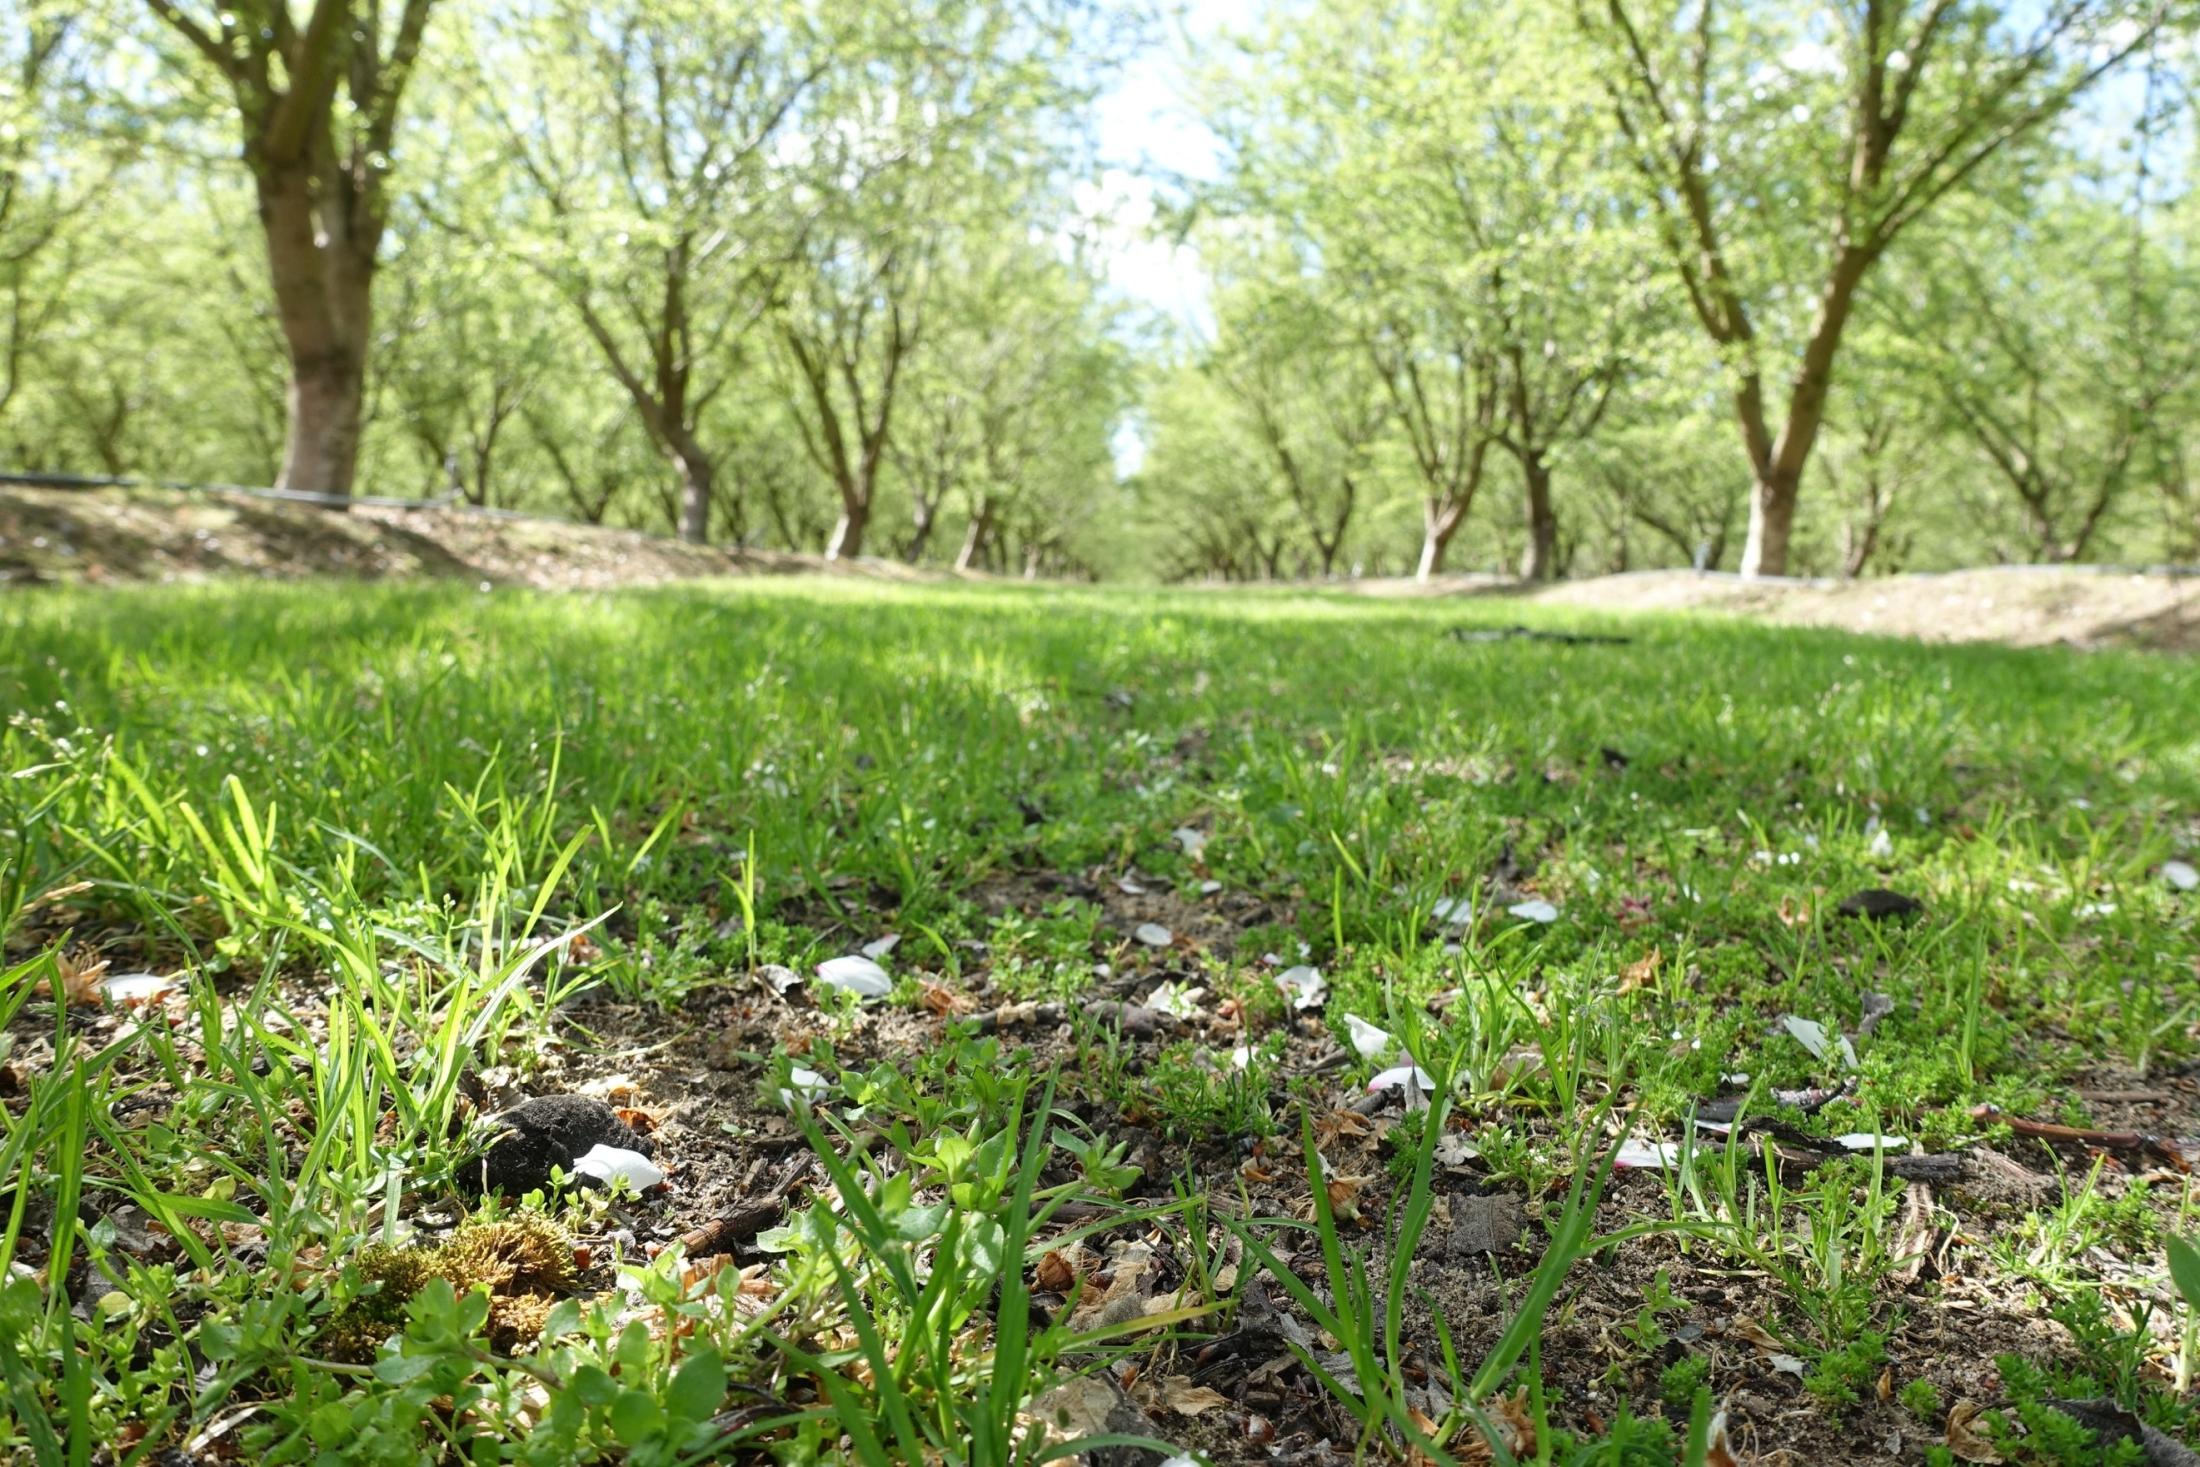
[666,1348,726,1423]
[609,1388,666,1445]
[571,1363,619,1408]
[2168,1234,2200,1312]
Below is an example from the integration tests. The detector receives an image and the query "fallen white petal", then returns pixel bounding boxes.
[1117,875,1147,895]
[1274,965,1326,1010]
[815,955,892,1000]
[1146,980,1205,1018]
[1430,895,1474,928]
[1507,898,1559,923]
[1832,1133,1908,1151]
[1867,828,1894,858]
[1172,827,1208,856]
[1368,1065,1436,1093]
[101,973,176,1004]
[778,1066,832,1107]
[1133,922,1173,947]
[1781,1015,1830,1060]
[1614,1138,1683,1170]
[573,1145,666,1190]
[1342,1013,1393,1059]
[1434,1133,1480,1166]
[861,934,900,960]
[1767,1353,1807,1377]
[1229,1045,1253,1070]
[2164,860,2199,892]
[1199,879,1222,895]
[2076,902,2117,918]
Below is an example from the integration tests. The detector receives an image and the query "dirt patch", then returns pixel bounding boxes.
[1343,567,2200,653]
[0,485,945,591]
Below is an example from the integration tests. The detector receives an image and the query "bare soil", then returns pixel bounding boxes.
[0,485,939,590]
[1348,567,2200,654]
[14,855,2193,1464]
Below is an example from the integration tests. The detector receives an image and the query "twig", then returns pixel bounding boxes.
[1969,1104,2190,1170]
[675,1154,813,1255]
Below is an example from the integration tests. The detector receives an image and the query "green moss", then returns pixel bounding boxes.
[321,1214,576,1360]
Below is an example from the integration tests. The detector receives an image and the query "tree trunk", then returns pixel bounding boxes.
[955,499,991,572]
[1740,470,1800,578]
[1738,248,1872,577]
[1416,500,1466,582]
[275,350,365,497]
[675,452,713,543]
[904,496,937,563]
[257,162,374,502]
[827,498,868,560]
[1519,457,1558,581]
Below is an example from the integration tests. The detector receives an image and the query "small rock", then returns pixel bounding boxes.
[1029,1376,1167,1466]
[469,1094,650,1197]
[1448,1192,1524,1257]
[2045,1399,2200,1466]
[1837,888,1923,920]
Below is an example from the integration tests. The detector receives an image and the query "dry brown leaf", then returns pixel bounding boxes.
[680,1253,737,1291]
[1156,1375,1229,1417]
[1034,1250,1076,1293]
[42,949,109,1007]
[1618,948,1662,994]
[613,1106,661,1136]
[1314,1109,1375,1147]
[1892,1182,1937,1286]
[1702,1407,1742,1467]
[1324,1173,1374,1221]
[1945,1401,2005,1464]
[1482,1388,1535,1455]
[1731,1319,1784,1352]
[920,983,974,1016]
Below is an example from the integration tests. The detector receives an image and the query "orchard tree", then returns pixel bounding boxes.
[1203,0,1648,580]
[777,1,1087,560]
[140,0,436,499]
[3,6,121,437]
[1574,0,2167,575]
[467,0,828,543]
[1205,270,1385,577]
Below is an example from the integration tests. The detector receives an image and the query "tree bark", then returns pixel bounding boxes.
[675,450,712,543]
[904,495,938,563]
[827,501,868,560]
[1519,456,1558,581]
[955,497,991,572]
[257,163,374,501]
[1416,499,1467,581]
[1740,468,1800,579]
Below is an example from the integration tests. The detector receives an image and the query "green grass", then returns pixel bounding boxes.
[2,578,2199,1464]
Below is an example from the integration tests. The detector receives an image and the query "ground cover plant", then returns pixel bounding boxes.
[2,577,2199,1464]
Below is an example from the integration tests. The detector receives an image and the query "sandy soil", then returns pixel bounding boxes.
[1347,567,2200,653]
[0,485,938,591]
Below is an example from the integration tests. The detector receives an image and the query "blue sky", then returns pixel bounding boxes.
[1079,0,1255,330]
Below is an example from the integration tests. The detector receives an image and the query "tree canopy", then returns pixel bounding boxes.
[4,0,2196,578]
